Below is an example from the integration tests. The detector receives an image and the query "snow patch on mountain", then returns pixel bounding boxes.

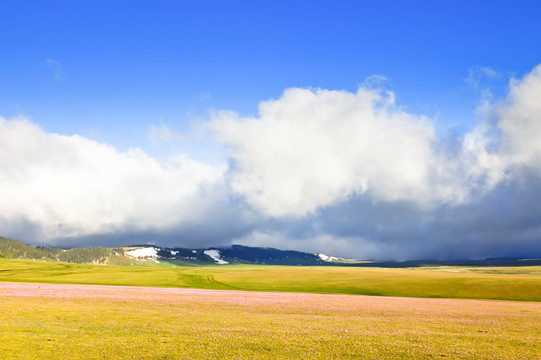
[316,253,353,262]
[126,247,159,258]
[204,249,229,264]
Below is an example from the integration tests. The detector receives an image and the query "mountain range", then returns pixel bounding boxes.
[0,236,354,266]
[2,236,540,267]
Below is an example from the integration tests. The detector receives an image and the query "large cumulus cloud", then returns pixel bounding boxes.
[210,85,506,217]
[496,64,541,171]
[211,63,541,259]
[0,117,227,243]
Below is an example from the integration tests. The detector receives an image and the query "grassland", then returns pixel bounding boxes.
[1,258,541,301]
[1,259,541,358]
[1,282,540,359]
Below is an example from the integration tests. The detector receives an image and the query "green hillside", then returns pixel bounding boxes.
[0,237,120,264]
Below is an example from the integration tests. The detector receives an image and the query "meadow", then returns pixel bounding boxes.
[1,259,541,359]
[1,258,541,301]
[1,282,540,359]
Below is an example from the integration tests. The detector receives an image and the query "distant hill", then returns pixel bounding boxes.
[161,245,326,265]
[0,236,346,266]
[2,236,541,267]
[0,236,120,264]
[116,244,329,266]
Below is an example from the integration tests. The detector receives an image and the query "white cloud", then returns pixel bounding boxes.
[460,124,507,191]
[210,86,504,217]
[495,64,541,171]
[148,123,187,145]
[0,116,226,241]
[219,63,541,259]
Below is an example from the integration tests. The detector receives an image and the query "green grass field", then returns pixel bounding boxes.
[1,258,541,301]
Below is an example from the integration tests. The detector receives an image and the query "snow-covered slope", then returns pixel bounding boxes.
[125,247,160,263]
[126,247,159,258]
[316,253,355,262]
[204,249,229,264]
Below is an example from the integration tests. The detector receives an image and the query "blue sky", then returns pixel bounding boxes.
[4,1,540,148]
[2,1,541,259]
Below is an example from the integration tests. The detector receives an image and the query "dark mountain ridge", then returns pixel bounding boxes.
[2,236,541,267]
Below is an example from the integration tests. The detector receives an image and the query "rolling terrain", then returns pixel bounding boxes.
[1,236,541,359]
[0,236,337,266]
[1,257,541,301]
[2,236,541,268]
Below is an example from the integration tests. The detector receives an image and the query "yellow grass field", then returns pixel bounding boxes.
[1,282,540,359]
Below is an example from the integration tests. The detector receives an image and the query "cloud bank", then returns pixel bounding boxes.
[2,63,541,259]
[0,117,226,243]
[210,63,541,259]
